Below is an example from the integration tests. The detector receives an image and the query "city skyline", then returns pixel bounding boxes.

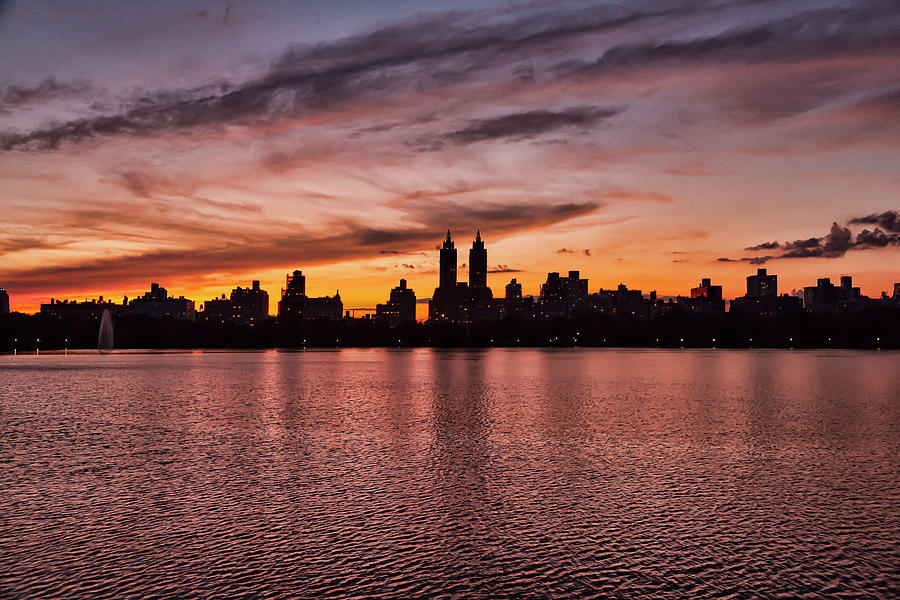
[2,1,900,316]
[6,228,898,323]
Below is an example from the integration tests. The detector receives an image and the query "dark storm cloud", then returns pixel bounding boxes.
[5,1,898,150]
[723,213,900,264]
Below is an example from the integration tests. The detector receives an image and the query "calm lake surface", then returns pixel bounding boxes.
[1,349,898,599]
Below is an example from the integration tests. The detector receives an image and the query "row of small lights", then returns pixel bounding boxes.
[11,338,67,355]
[5,335,885,353]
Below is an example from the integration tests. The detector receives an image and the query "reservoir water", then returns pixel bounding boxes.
[1,349,898,598]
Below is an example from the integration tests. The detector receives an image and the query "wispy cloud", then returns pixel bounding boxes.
[487,264,521,273]
[0,78,94,110]
[5,1,898,151]
[2,198,600,294]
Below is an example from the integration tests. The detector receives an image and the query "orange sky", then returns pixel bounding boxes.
[1,1,898,315]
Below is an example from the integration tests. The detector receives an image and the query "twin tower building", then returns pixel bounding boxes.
[429,230,494,322]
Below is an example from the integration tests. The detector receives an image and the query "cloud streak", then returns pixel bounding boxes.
[1,199,601,295]
[423,106,623,149]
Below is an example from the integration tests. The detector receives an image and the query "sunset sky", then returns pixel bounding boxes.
[1,0,899,317]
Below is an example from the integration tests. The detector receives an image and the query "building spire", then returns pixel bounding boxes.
[446,229,452,243]
[476,229,481,242]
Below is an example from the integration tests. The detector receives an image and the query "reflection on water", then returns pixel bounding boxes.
[1,349,898,598]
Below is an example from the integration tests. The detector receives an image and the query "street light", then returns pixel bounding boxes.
[13,338,17,356]
[36,338,40,355]
[64,338,68,356]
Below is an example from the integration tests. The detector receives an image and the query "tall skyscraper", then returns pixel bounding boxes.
[439,230,457,290]
[469,230,487,289]
[0,288,9,314]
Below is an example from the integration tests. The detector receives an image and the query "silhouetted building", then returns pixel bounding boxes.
[691,278,722,301]
[469,230,487,289]
[304,292,343,320]
[499,278,534,319]
[41,297,124,321]
[200,280,269,327]
[0,288,8,314]
[439,230,457,290]
[614,284,650,319]
[586,290,618,315]
[375,279,416,326]
[803,275,867,314]
[127,283,196,321]
[278,270,342,324]
[200,295,232,325]
[730,269,799,318]
[540,271,588,317]
[430,231,495,323]
[648,291,680,319]
[747,268,777,297]
[586,284,650,319]
[505,278,522,299]
[894,283,900,300]
[278,270,307,325]
[730,295,801,318]
[680,278,725,313]
[230,280,269,327]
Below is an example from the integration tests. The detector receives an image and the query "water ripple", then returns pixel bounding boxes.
[1,349,898,598]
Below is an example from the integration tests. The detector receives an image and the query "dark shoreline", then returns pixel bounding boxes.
[3,306,898,351]
[2,346,897,356]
